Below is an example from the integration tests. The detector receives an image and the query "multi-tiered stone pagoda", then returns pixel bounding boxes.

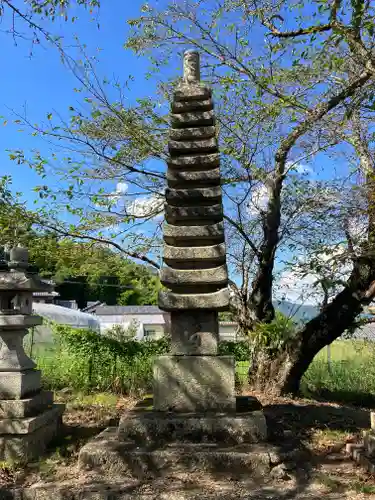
[155,49,234,412]
[79,50,269,480]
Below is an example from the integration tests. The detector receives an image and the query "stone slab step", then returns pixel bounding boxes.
[0,404,64,461]
[0,403,63,434]
[346,442,375,474]
[79,427,276,479]
[0,390,53,418]
[363,430,375,457]
[117,409,267,445]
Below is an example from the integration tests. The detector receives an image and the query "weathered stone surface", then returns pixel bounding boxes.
[79,428,272,478]
[0,315,42,328]
[118,409,267,445]
[163,242,226,263]
[171,98,213,113]
[165,187,222,204]
[173,84,211,102]
[0,404,64,434]
[167,167,221,186]
[159,288,229,311]
[0,370,41,399]
[0,331,37,371]
[0,405,64,462]
[364,430,375,457]
[153,355,235,412]
[169,126,215,141]
[167,152,220,168]
[165,204,223,223]
[0,390,53,418]
[160,265,228,287]
[163,222,224,242]
[171,110,214,128]
[170,310,219,355]
[169,137,217,154]
[0,273,51,292]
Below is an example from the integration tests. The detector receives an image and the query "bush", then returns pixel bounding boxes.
[33,324,254,395]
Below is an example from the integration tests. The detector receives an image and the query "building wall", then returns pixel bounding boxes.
[97,313,238,341]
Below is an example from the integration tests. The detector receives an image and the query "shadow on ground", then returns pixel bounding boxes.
[1,396,374,499]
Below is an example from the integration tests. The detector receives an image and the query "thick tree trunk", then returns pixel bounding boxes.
[250,260,375,395]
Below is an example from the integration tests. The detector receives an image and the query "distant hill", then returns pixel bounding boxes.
[274,300,318,323]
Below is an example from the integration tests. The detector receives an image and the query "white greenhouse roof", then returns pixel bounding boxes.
[32,302,100,331]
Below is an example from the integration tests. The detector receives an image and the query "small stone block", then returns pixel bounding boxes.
[0,404,64,434]
[169,125,215,140]
[160,265,228,287]
[0,404,64,462]
[163,243,226,264]
[0,390,53,418]
[163,222,224,243]
[159,288,230,311]
[171,111,215,128]
[0,370,41,399]
[172,99,213,113]
[153,355,235,412]
[167,167,221,186]
[169,137,217,154]
[167,152,220,169]
[170,310,218,355]
[165,187,222,204]
[165,203,223,223]
[173,84,212,101]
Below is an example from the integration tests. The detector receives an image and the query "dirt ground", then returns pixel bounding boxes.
[1,390,375,499]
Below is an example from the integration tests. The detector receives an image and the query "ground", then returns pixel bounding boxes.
[1,389,375,499]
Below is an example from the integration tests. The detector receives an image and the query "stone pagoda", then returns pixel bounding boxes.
[79,51,269,479]
[0,246,64,461]
[156,49,233,412]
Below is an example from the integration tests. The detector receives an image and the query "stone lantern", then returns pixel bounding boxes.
[0,246,64,461]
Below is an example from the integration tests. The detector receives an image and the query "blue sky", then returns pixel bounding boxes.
[0,1,359,306]
[0,1,152,197]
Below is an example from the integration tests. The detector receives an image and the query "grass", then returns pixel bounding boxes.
[29,337,375,405]
[303,340,375,403]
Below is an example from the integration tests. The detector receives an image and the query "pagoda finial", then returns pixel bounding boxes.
[183,50,200,84]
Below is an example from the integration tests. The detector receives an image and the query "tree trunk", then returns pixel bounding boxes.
[250,260,375,395]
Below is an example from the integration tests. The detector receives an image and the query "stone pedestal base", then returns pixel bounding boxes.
[79,396,269,478]
[0,391,65,462]
[153,355,235,412]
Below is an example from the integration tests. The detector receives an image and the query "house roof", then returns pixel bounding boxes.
[93,305,163,316]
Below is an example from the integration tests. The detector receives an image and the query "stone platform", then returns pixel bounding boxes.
[0,391,65,461]
[78,396,269,478]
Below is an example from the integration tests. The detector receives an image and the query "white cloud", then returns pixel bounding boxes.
[276,245,351,306]
[247,184,269,216]
[127,195,164,219]
[115,182,128,194]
